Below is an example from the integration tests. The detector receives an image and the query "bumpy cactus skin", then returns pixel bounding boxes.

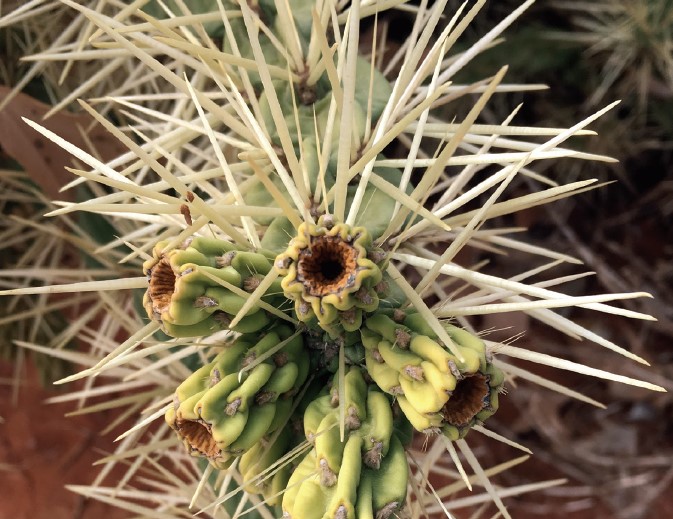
[143,237,283,337]
[363,312,504,439]
[238,428,295,506]
[275,215,387,336]
[165,326,309,469]
[282,368,408,519]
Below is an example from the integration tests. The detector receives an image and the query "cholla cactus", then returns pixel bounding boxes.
[0,0,667,518]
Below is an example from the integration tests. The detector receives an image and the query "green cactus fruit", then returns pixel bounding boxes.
[275,215,386,336]
[315,412,346,486]
[324,433,362,518]
[284,367,403,518]
[292,479,334,519]
[165,328,310,468]
[302,328,365,373]
[363,313,504,438]
[143,237,282,337]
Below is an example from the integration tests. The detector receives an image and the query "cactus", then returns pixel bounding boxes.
[0,0,667,518]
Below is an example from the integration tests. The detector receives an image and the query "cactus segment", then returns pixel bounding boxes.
[275,216,386,336]
[283,367,407,519]
[239,428,294,506]
[286,432,408,519]
[363,313,504,438]
[165,329,310,468]
[143,238,281,337]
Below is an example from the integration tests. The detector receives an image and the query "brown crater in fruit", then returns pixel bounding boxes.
[148,258,176,315]
[175,419,220,458]
[296,235,358,297]
[441,373,490,427]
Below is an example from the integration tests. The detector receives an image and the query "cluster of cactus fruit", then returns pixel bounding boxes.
[145,217,504,518]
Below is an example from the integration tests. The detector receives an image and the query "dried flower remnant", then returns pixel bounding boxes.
[275,216,386,334]
[441,372,492,428]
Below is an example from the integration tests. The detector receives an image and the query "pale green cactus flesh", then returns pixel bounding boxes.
[165,327,309,469]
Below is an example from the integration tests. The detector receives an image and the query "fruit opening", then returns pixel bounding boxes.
[176,419,220,458]
[441,372,490,427]
[148,257,176,314]
[296,236,358,296]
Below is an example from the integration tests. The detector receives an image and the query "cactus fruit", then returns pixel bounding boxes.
[143,237,283,337]
[165,326,309,468]
[363,313,504,439]
[282,368,408,519]
[275,215,387,336]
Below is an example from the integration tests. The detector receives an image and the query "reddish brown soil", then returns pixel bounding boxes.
[0,361,129,519]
